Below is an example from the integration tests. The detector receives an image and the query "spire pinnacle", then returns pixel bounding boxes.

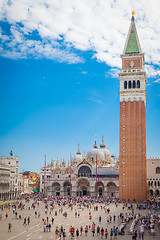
[94,135,98,148]
[131,11,135,21]
[123,12,141,54]
[77,144,81,154]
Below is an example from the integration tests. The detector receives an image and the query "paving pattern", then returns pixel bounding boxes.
[0,199,159,240]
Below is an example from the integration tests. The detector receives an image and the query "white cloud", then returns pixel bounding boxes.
[81,71,87,75]
[0,0,160,71]
[154,79,160,83]
[88,90,103,104]
[145,65,160,78]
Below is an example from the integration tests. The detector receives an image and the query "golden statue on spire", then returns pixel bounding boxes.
[132,11,135,17]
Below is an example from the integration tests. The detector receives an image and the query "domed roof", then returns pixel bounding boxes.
[99,137,111,157]
[101,148,111,157]
[100,137,106,148]
[86,141,105,161]
[74,145,83,162]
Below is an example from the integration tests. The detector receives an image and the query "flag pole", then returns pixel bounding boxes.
[44,152,46,196]
[70,152,72,196]
[96,153,98,196]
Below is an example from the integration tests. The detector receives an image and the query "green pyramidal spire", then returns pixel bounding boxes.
[124,16,141,54]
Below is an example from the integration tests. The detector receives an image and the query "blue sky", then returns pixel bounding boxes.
[0,1,160,172]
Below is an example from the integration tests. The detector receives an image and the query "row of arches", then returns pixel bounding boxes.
[124,80,140,89]
[148,180,160,187]
[149,189,159,196]
[48,180,118,197]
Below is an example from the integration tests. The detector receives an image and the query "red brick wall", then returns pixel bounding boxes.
[119,101,147,201]
[122,58,142,69]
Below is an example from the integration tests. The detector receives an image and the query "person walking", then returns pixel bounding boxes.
[63,229,66,240]
[85,225,88,236]
[80,226,83,236]
[97,226,100,236]
[132,230,137,240]
[101,227,104,238]
[76,229,79,238]
[8,223,12,232]
[48,223,51,232]
[110,228,113,240]
[105,228,108,238]
[55,227,59,238]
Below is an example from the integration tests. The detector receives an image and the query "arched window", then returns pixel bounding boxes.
[155,181,157,187]
[156,167,160,174]
[151,181,153,186]
[148,181,150,186]
[137,80,140,88]
[124,81,127,89]
[78,166,92,177]
[128,81,132,89]
[133,80,136,88]
[158,181,160,186]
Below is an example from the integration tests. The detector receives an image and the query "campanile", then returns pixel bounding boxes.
[119,13,147,201]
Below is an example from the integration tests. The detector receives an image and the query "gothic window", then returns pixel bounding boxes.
[133,80,136,88]
[128,81,132,89]
[148,181,150,186]
[156,167,160,174]
[155,181,157,186]
[124,81,127,89]
[137,80,140,88]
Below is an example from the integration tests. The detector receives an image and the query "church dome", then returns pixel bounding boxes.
[74,145,83,163]
[86,141,105,161]
[99,137,111,158]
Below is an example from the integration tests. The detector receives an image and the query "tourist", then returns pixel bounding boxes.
[110,228,113,240]
[8,223,12,232]
[63,229,66,240]
[132,230,137,239]
[55,227,59,238]
[85,225,88,236]
[80,226,83,235]
[101,227,104,238]
[97,225,100,236]
[105,228,108,238]
[76,228,79,238]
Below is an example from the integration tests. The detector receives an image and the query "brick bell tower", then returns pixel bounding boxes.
[119,12,147,201]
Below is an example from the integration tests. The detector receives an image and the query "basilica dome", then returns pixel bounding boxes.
[74,146,83,163]
[86,141,105,161]
[99,138,112,158]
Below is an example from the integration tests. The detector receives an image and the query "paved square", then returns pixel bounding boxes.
[0,198,159,240]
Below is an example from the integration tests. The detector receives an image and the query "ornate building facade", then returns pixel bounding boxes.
[0,150,22,199]
[119,13,147,201]
[40,139,119,197]
[147,157,160,197]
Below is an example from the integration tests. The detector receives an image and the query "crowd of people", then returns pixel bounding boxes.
[0,194,160,239]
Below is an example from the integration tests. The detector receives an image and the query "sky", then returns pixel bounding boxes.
[0,0,160,172]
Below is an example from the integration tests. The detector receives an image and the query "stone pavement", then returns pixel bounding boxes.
[0,200,159,240]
